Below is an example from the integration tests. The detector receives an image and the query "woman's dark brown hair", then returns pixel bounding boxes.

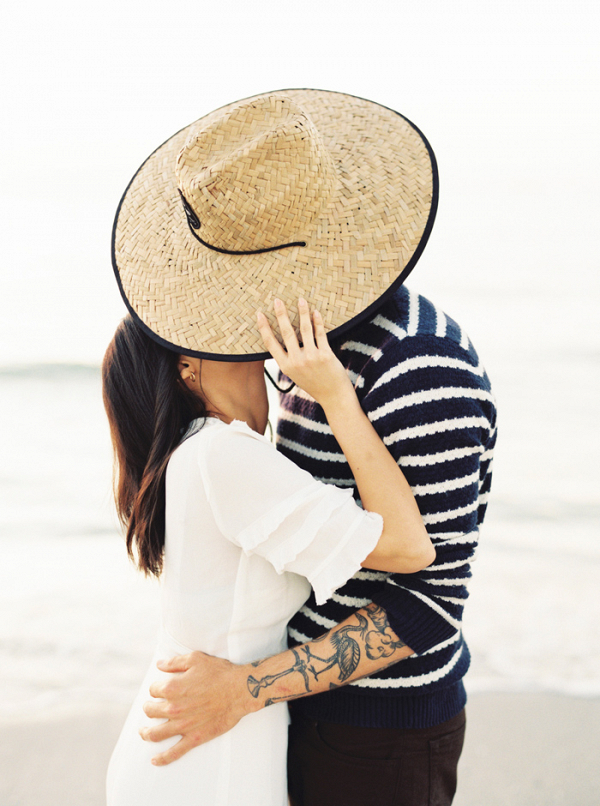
[102,316,206,576]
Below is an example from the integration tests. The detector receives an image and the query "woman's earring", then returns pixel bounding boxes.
[190,373,196,383]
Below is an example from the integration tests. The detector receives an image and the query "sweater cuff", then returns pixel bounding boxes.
[369,584,458,656]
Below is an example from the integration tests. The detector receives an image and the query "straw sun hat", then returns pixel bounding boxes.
[112,89,438,361]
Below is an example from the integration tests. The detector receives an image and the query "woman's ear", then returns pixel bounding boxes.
[178,357,194,384]
[178,359,189,379]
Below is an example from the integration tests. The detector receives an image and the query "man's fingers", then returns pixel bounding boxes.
[256,311,287,364]
[312,309,330,352]
[139,719,181,744]
[151,736,199,767]
[273,299,300,354]
[142,698,169,719]
[148,680,167,699]
[297,298,315,350]
[155,653,195,674]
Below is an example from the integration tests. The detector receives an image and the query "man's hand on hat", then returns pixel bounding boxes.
[257,298,355,411]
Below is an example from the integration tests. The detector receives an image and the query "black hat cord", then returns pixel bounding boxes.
[264,368,295,394]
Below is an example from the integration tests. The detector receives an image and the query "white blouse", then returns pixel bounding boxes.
[107,417,383,806]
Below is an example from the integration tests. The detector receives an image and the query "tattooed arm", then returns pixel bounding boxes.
[141,604,412,765]
[247,604,411,705]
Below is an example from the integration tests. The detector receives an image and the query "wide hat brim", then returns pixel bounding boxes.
[112,89,438,361]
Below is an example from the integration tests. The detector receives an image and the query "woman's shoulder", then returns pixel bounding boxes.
[169,418,271,484]
[186,417,294,500]
[183,417,275,459]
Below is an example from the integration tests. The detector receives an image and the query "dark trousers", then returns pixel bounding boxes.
[287,709,466,806]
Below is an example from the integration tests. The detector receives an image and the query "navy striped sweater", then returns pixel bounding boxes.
[276,286,497,729]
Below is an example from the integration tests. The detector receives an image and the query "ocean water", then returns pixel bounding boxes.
[1,312,599,719]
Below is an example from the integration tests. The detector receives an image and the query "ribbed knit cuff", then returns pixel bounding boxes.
[290,681,468,730]
[369,583,458,655]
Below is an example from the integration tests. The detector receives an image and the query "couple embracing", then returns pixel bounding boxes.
[103,89,496,806]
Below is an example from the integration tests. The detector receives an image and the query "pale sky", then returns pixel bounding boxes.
[0,0,598,363]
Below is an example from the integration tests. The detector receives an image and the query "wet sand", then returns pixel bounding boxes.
[1,692,598,806]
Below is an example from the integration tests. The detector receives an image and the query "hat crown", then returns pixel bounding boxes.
[175,95,337,251]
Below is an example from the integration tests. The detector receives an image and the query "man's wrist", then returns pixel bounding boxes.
[236,662,266,715]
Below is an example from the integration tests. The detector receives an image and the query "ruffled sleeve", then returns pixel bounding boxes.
[197,420,383,605]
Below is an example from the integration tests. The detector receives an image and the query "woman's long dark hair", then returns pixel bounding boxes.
[102,316,207,576]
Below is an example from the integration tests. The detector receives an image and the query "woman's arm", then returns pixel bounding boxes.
[257,298,434,574]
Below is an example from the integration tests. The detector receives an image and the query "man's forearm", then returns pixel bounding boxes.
[243,603,413,710]
[142,604,413,765]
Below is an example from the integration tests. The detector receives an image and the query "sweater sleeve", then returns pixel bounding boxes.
[361,333,497,655]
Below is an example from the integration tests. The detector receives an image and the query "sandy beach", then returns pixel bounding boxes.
[1,692,598,806]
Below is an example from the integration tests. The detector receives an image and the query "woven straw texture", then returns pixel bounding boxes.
[112,89,436,359]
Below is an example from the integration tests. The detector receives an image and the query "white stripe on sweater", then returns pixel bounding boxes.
[407,287,419,336]
[370,387,495,422]
[430,531,479,546]
[278,409,333,435]
[415,577,468,587]
[371,355,486,392]
[311,472,481,497]
[371,314,408,341]
[384,416,493,446]
[348,370,365,388]
[314,477,355,487]
[411,469,480,497]
[433,594,468,605]
[354,570,390,582]
[386,584,462,630]
[288,627,310,644]
[422,499,479,525]
[340,341,383,361]
[435,308,447,338]
[479,465,493,490]
[421,557,472,572]
[276,435,346,463]
[351,642,465,688]
[330,592,372,608]
[400,445,485,467]
[428,531,465,539]
[459,326,470,351]
[290,621,463,661]
[297,606,338,630]
[418,632,461,657]
[277,421,496,471]
[285,385,315,403]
